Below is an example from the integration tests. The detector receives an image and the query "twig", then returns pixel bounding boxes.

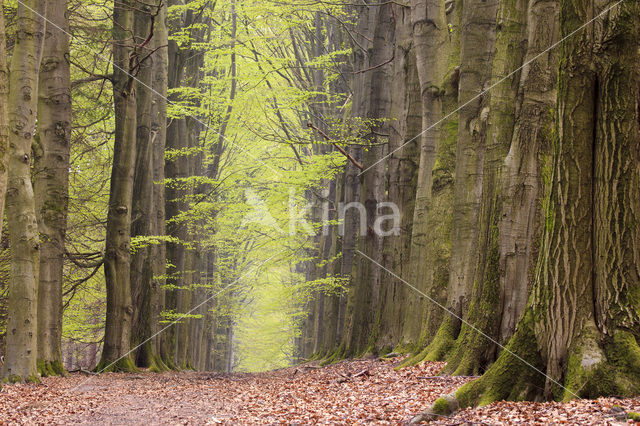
[353,49,395,75]
[68,368,98,375]
[307,122,363,170]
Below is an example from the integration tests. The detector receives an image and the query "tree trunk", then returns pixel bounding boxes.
[34,0,71,377]
[400,0,450,348]
[422,0,499,361]
[130,2,159,370]
[0,2,10,238]
[378,4,421,351]
[150,0,168,367]
[1,0,46,383]
[441,0,528,375]
[344,1,394,356]
[451,0,640,408]
[497,0,558,344]
[97,0,138,372]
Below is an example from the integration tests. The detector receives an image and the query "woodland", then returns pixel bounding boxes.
[0,0,639,421]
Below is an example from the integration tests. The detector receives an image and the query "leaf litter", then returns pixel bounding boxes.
[0,357,638,424]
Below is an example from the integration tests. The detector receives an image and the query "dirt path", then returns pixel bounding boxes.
[0,358,638,424]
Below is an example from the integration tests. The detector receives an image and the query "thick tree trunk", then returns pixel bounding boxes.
[377,4,421,351]
[130,2,159,370]
[423,0,499,361]
[98,0,137,372]
[400,0,449,348]
[34,0,72,377]
[2,0,47,383]
[447,0,640,409]
[441,0,528,375]
[497,0,558,343]
[344,1,394,355]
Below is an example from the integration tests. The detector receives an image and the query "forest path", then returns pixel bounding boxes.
[0,357,638,424]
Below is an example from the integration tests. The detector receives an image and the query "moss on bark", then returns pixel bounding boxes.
[3,374,41,384]
[420,315,458,362]
[564,331,640,400]
[37,360,66,377]
[453,310,545,408]
[94,356,138,373]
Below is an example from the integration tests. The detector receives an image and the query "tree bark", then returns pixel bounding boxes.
[2,0,47,383]
[497,0,558,344]
[400,0,450,349]
[377,4,421,351]
[150,0,168,367]
[34,0,72,377]
[0,2,10,238]
[441,0,528,375]
[450,0,640,407]
[97,0,138,372]
[130,1,159,370]
[422,0,499,361]
[344,1,394,356]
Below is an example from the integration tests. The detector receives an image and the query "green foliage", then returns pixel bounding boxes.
[0,0,359,373]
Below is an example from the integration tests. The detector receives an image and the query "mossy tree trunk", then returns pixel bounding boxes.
[441,0,528,375]
[0,3,9,239]
[496,0,558,344]
[34,0,72,377]
[421,0,499,362]
[400,0,461,357]
[1,0,46,383]
[448,0,640,408]
[400,0,449,348]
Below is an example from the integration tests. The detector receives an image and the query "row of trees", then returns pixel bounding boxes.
[298,0,640,406]
[0,0,638,409]
[0,0,350,380]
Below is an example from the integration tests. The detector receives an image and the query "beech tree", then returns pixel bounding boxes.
[34,0,72,377]
[98,0,139,372]
[2,0,47,382]
[0,2,9,236]
[0,0,637,409]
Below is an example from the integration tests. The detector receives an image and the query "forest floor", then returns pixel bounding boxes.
[0,357,639,425]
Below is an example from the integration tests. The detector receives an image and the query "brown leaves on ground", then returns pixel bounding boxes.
[0,358,638,424]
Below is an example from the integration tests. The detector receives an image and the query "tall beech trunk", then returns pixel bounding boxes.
[98,0,137,372]
[377,4,421,351]
[150,0,168,365]
[440,0,528,375]
[163,1,207,368]
[34,0,72,377]
[344,1,394,355]
[400,0,449,348]
[162,1,188,368]
[1,0,46,383]
[339,1,375,355]
[130,3,158,369]
[447,0,640,409]
[422,0,499,361]
[497,0,558,344]
[0,3,9,237]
